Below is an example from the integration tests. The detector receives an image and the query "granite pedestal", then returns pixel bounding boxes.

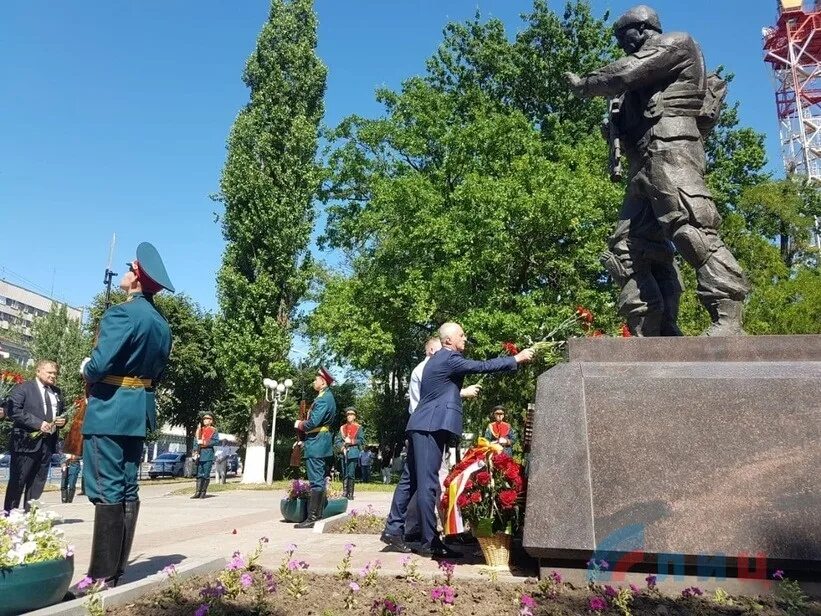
[522,335,821,579]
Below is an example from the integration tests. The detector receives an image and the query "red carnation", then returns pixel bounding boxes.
[470,491,482,504]
[491,452,513,468]
[592,329,604,337]
[475,471,491,486]
[502,341,520,355]
[498,489,518,509]
[464,480,474,491]
[512,475,524,492]
[457,494,469,508]
[504,465,520,481]
[443,477,451,488]
[620,323,632,337]
[575,306,595,325]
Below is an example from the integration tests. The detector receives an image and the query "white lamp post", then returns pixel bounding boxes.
[263,377,293,485]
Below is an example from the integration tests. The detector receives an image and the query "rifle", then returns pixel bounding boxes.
[606,97,624,183]
[289,399,308,467]
[62,234,117,457]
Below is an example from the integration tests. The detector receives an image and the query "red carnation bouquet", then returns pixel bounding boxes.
[440,442,526,538]
[0,369,24,402]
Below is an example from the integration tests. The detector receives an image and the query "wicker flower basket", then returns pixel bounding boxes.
[476,532,512,569]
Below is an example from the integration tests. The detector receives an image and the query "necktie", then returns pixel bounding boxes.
[44,386,53,422]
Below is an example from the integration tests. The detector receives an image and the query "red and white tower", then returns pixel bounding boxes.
[763,0,821,247]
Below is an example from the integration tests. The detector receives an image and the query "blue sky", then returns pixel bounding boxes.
[0,1,780,314]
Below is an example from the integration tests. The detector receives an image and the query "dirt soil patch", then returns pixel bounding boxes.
[106,569,821,616]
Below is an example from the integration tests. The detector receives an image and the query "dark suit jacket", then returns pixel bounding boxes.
[406,348,517,436]
[8,380,64,454]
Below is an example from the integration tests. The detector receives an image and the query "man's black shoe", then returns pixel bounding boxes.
[417,543,463,559]
[380,532,413,553]
[403,532,421,543]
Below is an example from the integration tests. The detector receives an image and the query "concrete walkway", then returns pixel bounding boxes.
[38,481,530,587]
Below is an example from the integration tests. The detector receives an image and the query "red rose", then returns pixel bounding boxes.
[504,465,520,481]
[491,453,512,468]
[457,494,469,508]
[470,491,482,504]
[513,475,524,492]
[475,471,491,486]
[464,480,474,490]
[498,489,518,509]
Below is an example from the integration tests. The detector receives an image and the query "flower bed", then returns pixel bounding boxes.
[104,542,818,616]
[325,505,386,534]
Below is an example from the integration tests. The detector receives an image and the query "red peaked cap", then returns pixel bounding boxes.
[318,367,334,386]
[134,261,164,295]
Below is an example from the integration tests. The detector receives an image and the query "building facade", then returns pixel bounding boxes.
[0,279,83,364]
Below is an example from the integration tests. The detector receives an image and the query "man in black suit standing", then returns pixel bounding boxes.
[3,360,66,511]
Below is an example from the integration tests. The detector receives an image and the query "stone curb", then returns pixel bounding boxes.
[24,557,226,616]
[313,510,352,533]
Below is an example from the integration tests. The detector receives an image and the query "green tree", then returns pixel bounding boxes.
[30,303,92,406]
[213,0,326,481]
[311,1,621,437]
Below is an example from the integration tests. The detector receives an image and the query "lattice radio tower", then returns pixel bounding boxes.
[763,0,821,249]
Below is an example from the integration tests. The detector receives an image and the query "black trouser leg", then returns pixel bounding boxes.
[87,503,125,582]
[116,501,140,581]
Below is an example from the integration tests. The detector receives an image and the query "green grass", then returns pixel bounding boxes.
[169,480,397,496]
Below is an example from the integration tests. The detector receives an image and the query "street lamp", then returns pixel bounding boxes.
[263,377,293,484]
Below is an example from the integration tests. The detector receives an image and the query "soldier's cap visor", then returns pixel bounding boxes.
[134,242,175,293]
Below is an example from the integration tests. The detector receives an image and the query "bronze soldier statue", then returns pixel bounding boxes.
[565,5,749,336]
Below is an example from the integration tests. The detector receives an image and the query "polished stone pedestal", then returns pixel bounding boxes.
[522,335,821,576]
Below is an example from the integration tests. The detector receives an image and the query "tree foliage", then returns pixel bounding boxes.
[214,0,327,449]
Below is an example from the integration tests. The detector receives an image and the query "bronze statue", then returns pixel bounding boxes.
[565,5,749,336]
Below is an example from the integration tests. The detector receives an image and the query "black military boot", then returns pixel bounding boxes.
[294,490,324,529]
[200,479,210,498]
[87,503,125,583]
[66,487,76,503]
[61,488,68,503]
[349,480,355,501]
[115,501,140,582]
[190,478,203,499]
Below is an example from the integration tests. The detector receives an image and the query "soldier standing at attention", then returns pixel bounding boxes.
[484,406,517,457]
[80,242,173,584]
[293,367,336,529]
[191,413,219,499]
[335,407,365,500]
[565,5,748,336]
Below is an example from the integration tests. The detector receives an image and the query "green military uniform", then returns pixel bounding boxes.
[334,408,365,500]
[294,367,336,529]
[81,242,173,585]
[60,454,82,503]
[191,417,219,499]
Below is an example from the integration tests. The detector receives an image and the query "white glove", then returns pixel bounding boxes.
[293,420,301,429]
[79,357,91,376]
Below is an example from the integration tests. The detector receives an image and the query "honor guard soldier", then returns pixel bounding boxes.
[60,453,82,503]
[484,405,516,456]
[293,367,336,529]
[80,242,173,584]
[191,413,219,499]
[335,407,365,500]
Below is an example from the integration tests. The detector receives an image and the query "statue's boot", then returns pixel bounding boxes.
[87,503,125,583]
[703,298,746,336]
[626,312,662,337]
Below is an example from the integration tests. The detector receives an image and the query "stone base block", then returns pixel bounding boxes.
[523,335,821,575]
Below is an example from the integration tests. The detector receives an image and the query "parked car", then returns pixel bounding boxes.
[148,452,186,479]
[0,452,10,468]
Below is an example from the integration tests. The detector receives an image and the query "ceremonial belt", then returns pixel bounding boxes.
[306,426,330,434]
[101,376,153,389]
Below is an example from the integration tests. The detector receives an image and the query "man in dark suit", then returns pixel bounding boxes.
[3,359,66,512]
[381,322,534,557]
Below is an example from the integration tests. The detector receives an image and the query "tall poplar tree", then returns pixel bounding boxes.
[214,0,326,482]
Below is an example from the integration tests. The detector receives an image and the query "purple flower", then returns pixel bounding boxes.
[350,508,359,517]
[259,536,269,543]
[349,581,360,592]
[240,572,253,588]
[645,574,657,589]
[773,569,785,581]
[588,596,607,612]
[226,554,246,571]
[438,560,455,576]
[194,604,209,616]
[630,583,640,595]
[286,543,297,553]
[400,555,412,567]
[548,570,563,584]
[681,586,704,598]
[77,576,94,591]
[520,594,536,608]
[264,572,277,593]
[161,564,177,576]
[604,585,618,598]
[430,585,455,605]
[199,582,227,599]
[345,542,355,553]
